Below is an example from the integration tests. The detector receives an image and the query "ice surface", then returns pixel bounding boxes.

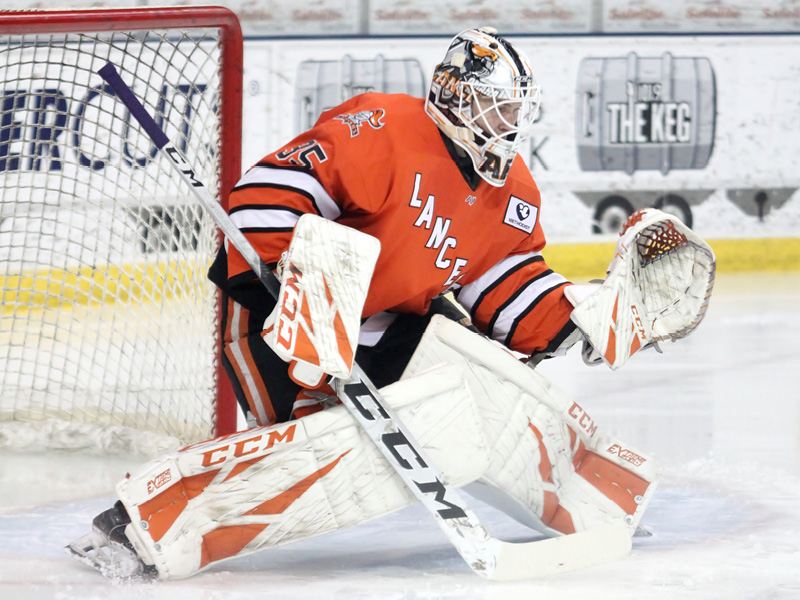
[0,272,798,599]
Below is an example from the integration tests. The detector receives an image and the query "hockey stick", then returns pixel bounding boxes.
[98,62,632,581]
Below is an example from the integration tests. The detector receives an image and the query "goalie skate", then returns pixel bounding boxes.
[65,501,156,580]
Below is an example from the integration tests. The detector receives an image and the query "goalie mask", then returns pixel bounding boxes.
[426,27,541,187]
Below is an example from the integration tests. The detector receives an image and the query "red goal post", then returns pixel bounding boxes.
[0,6,242,452]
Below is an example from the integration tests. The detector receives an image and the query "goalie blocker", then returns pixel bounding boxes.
[264,214,380,387]
[67,316,657,580]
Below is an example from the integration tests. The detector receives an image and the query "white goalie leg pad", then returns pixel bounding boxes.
[568,208,716,370]
[403,315,659,538]
[265,214,381,383]
[114,362,490,580]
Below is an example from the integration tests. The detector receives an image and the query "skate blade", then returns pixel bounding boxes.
[65,529,149,580]
[634,524,654,537]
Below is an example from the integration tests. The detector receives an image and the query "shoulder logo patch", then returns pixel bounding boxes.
[504,196,538,234]
[334,109,385,137]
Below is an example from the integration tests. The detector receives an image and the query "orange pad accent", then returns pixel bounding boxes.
[529,422,577,534]
[200,524,269,569]
[542,490,576,534]
[137,482,189,544]
[575,452,650,516]
[184,469,222,500]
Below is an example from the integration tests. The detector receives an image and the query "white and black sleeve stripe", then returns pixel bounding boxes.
[457,252,544,319]
[486,271,569,345]
[228,204,304,233]
[234,164,341,220]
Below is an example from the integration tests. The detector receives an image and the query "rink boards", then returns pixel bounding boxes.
[240,32,800,267]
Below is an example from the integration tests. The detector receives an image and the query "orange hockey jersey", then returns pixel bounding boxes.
[219,93,574,356]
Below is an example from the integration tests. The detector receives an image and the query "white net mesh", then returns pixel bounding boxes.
[0,15,235,453]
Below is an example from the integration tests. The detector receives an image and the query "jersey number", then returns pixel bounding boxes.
[276,140,327,169]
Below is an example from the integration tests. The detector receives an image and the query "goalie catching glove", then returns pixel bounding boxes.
[566,208,716,370]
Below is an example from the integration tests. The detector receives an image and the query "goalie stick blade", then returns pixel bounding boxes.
[486,525,632,581]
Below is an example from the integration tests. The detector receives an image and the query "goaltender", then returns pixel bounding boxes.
[68,28,715,580]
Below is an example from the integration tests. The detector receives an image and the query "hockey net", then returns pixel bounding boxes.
[0,7,242,455]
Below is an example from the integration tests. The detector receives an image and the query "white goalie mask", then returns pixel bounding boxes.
[426,27,541,187]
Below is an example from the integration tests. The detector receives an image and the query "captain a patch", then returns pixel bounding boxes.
[503,196,538,234]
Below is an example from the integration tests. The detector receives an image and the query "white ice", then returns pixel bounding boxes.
[1,271,798,600]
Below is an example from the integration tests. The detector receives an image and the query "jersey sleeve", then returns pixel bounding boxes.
[217,98,389,288]
[455,231,576,357]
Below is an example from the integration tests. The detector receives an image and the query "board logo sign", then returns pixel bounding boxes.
[576,51,716,175]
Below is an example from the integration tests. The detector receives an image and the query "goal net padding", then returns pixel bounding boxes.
[0,7,242,455]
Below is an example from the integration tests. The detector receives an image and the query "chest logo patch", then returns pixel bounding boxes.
[504,196,538,234]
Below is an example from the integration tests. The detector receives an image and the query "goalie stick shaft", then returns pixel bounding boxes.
[98,62,632,580]
[96,63,278,299]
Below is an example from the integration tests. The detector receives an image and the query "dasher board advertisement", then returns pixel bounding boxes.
[576,52,716,175]
[601,0,800,34]
[241,34,800,240]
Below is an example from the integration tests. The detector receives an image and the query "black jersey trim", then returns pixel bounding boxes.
[485,268,553,338]
[464,255,545,322]
[504,281,571,346]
